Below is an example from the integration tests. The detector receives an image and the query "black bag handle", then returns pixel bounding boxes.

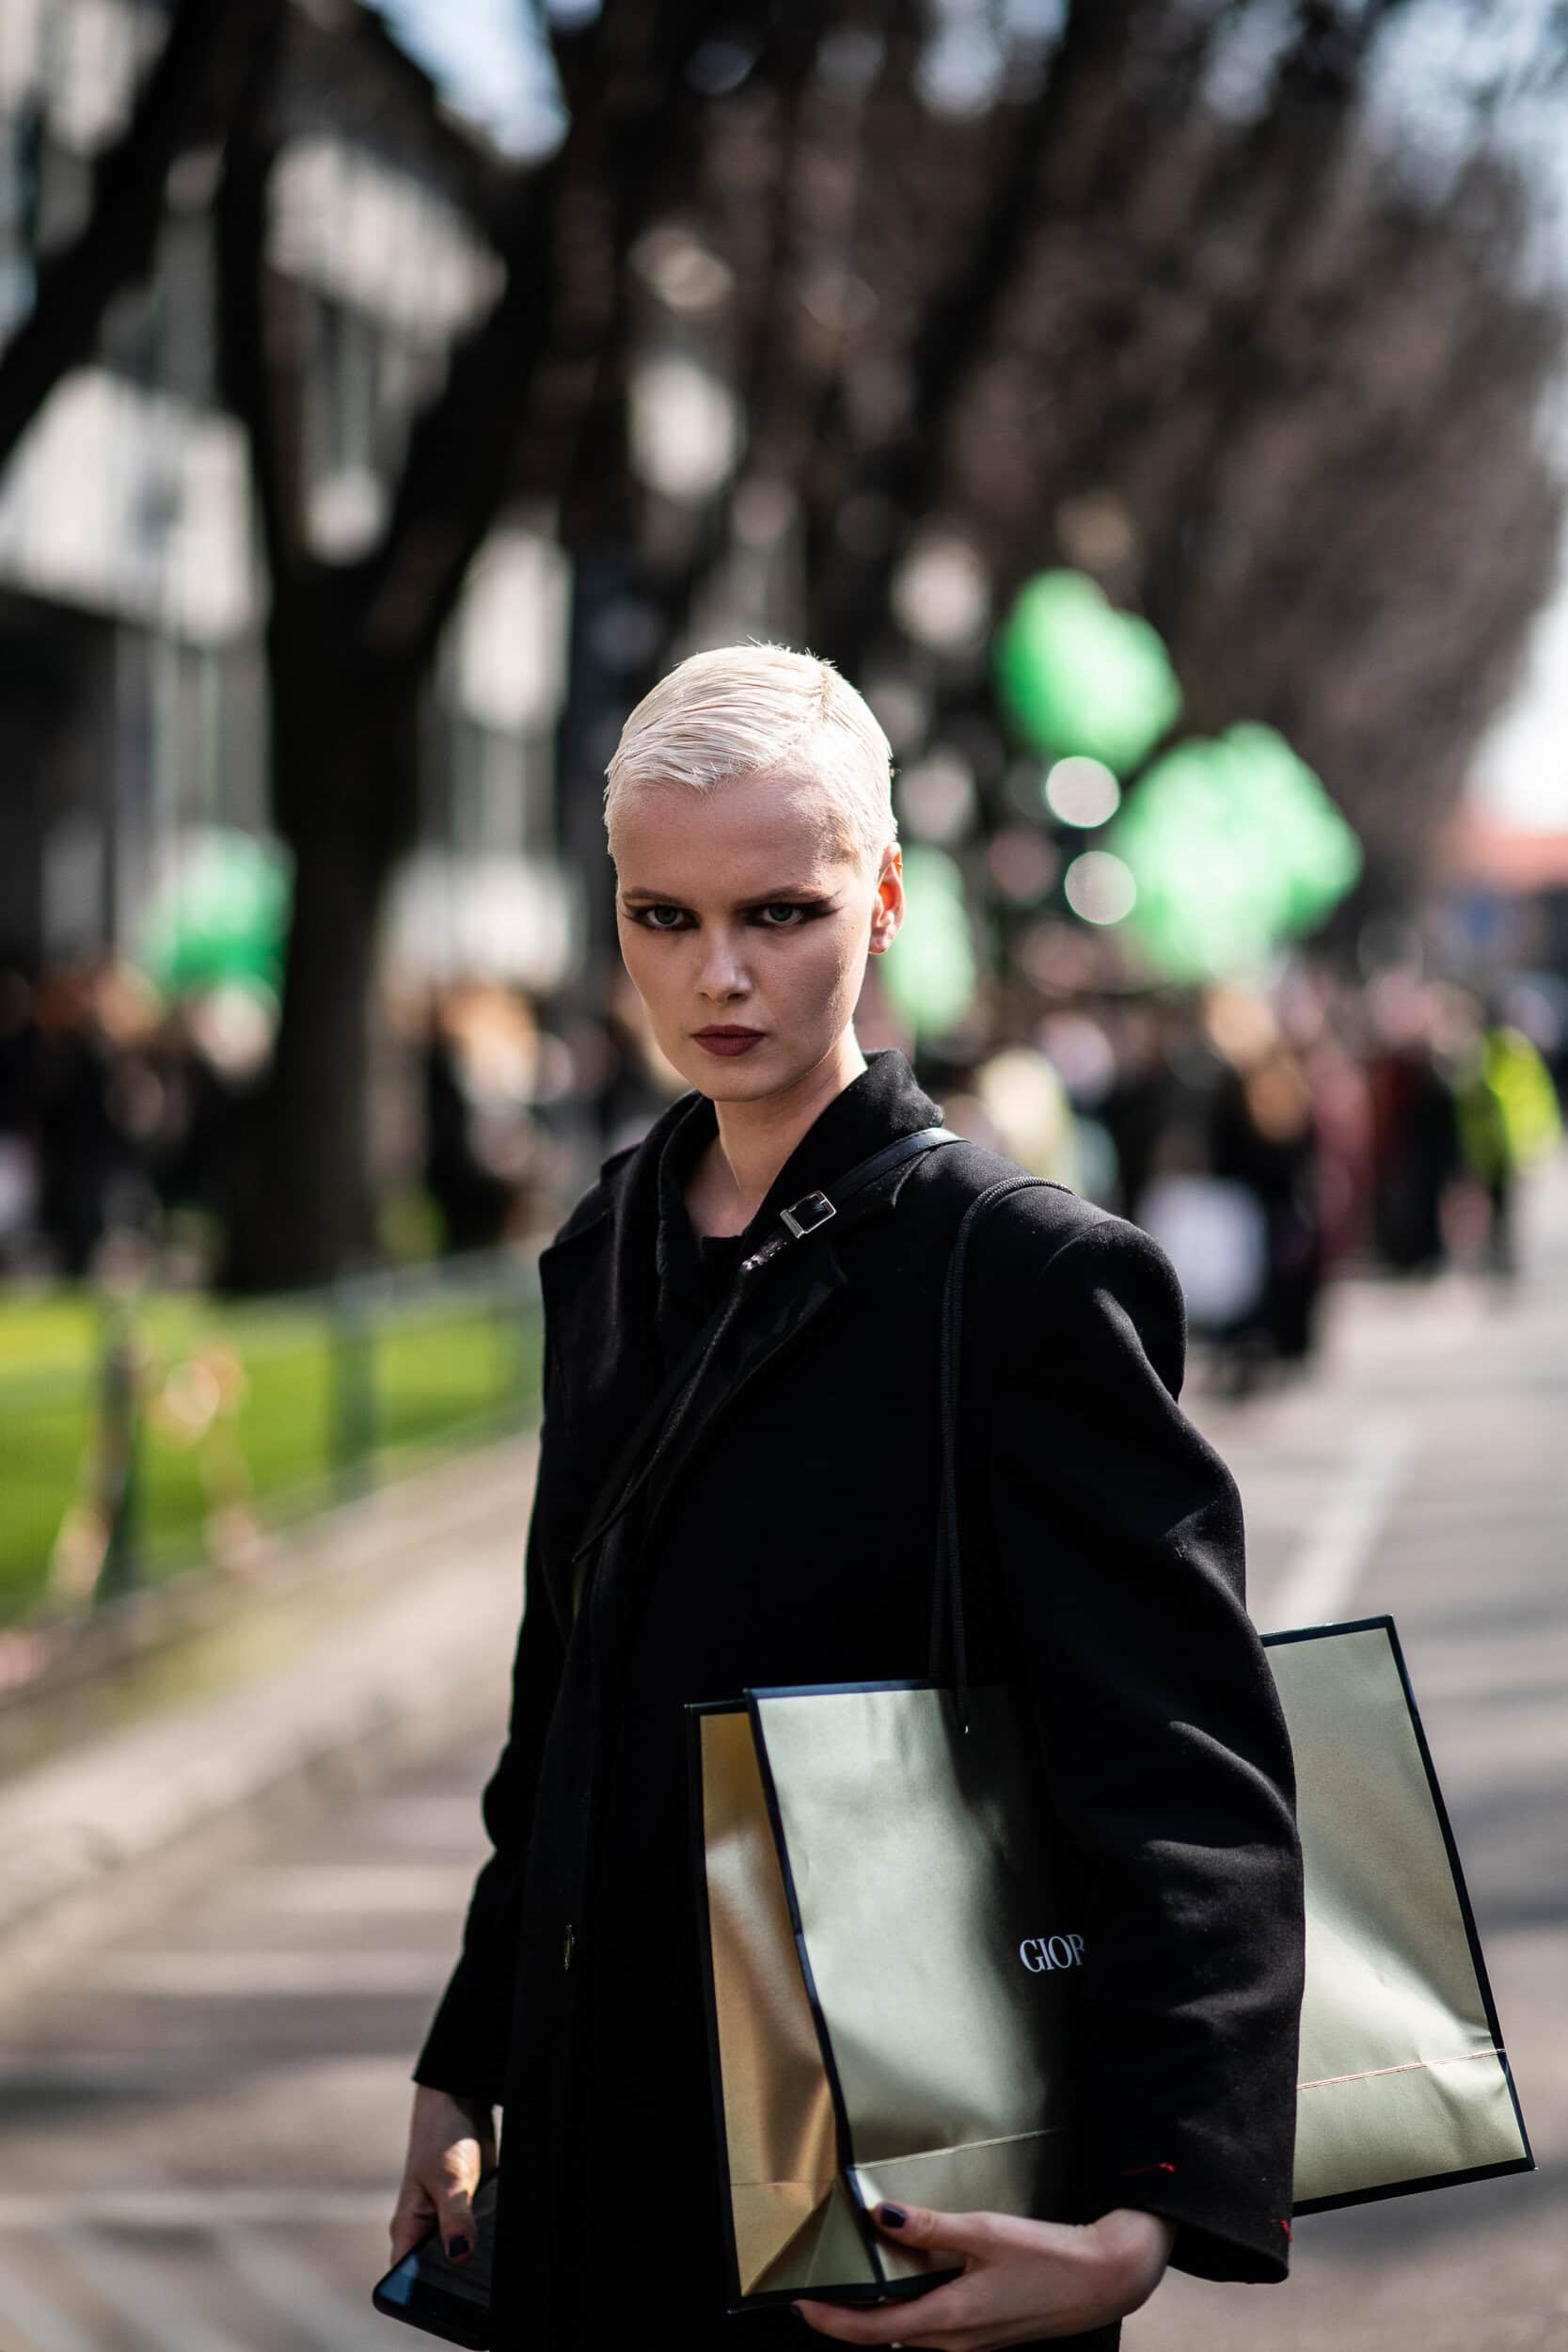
[929,1175,1053,1729]
[568,1122,964,1611]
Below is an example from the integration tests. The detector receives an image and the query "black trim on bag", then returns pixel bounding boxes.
[1292,2154,1536,2218]
[1261,1614,1534,2207]
[749,1677,937,1701]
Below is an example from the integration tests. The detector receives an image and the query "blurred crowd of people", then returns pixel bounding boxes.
[930,964,1562,1393]
[0,957,673,1284]
[0,954,1561,1389]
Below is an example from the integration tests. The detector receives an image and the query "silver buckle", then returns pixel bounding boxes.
[780,1189,836,1240]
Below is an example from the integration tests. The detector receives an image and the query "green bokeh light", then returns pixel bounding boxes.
[1108,724,1361,980]
[881,843,978,1039]
[139,829,293,998]
[995,570,1181,775]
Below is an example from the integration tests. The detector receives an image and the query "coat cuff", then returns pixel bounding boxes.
[409,1956,510,2108]
[1092,2159,1292,2284]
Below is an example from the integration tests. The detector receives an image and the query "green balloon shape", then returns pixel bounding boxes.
[994,570,1181,776]
[1108,724,1360,981]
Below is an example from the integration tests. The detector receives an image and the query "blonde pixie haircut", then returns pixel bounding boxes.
[604,642,896,873]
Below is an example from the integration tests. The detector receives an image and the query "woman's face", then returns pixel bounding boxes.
[612,771,902,1102]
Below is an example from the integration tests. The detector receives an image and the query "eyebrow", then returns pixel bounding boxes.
[618,884,829,907]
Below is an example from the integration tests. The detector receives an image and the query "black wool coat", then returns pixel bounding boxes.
[412,1047,1306,2351]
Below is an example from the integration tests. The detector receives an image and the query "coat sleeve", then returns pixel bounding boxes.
[976,1208,1305,2283]
[409,1333,568,2108]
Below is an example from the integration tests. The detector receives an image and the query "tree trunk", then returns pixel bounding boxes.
[222,638,420,1293]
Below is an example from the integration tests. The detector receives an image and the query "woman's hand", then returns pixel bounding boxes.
[388,2086,497,2268]
[794,2201,1177,2347]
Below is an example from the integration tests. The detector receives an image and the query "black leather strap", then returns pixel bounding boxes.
[928,1176,1053,1728]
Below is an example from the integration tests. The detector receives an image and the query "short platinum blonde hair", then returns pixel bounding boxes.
[603,641,895,871]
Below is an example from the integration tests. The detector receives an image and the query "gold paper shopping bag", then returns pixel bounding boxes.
[690,1621,1530,2312]
[689,1680,1090,2313]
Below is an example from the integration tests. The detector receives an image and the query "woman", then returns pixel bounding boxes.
[390,644,1306,2349]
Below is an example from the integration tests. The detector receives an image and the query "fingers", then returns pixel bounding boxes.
[431,2170,482,2265]
[392,2091,494,2270]
[388,2180,479,2267]
[792,2285,969,2346]
[387,2184,436,2268]
[872,2201,999,2257]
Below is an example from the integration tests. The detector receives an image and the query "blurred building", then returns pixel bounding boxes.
[1443,813,1568,988]
[0,0,570,993]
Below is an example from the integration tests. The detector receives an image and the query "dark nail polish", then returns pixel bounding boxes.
[447,2236,469,2261]
[879,2204,908,2229]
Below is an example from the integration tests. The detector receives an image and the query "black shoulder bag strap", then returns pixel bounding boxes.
[928,1175,1053,1731]
[567,1122,965,1617]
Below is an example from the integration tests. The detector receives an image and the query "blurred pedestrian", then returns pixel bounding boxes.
[423,984,548,1252]
[392,643,1304,2352]
[1452,999,1561,1279]
[1206,989,1323,1377]
[1365,981,1460,1277]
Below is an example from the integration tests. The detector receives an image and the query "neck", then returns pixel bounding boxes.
[699,1030,869,1230]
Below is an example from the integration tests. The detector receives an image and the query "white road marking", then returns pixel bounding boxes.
[0,2244,98,2352]
[50,2225,251,2352]
[78,1949,444,1995]
[214,2223,394,2352]
[1260,1414,1415,1631]
[0,2188,391,2228]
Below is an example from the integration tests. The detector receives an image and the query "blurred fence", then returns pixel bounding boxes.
[0,1254,543,1625]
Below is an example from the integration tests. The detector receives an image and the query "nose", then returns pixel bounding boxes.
[695,923,751,1003]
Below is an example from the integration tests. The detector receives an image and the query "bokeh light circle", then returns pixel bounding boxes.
[1045,755,1120,829]
[1064,850,1136,926]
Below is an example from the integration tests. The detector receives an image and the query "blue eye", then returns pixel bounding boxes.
[756,900,833,927]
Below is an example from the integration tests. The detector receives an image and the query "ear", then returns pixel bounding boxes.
[870,843,904,954]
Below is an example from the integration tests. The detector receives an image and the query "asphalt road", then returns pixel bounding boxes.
[0,1175,1564,2352]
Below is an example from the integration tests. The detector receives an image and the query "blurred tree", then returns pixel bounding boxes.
[0,0,279,472]
[3,0,1564,1285]
[214,1,750,1287]
[669,0,1565,914]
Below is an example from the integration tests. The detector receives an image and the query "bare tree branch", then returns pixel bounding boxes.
[0,0,277,475]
